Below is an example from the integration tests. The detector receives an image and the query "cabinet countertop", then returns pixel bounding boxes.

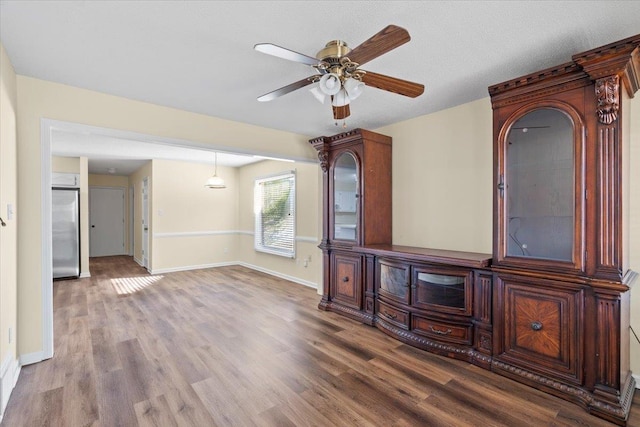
[356,244,492,269]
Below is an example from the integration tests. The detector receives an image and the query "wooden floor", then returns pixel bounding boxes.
[2,256,639,426]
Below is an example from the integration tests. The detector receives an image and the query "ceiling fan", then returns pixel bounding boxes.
[254,25,425,123]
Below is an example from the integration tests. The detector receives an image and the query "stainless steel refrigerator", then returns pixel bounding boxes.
[52,187,80,279]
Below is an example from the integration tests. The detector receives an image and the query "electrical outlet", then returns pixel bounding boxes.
[223,247,228,254]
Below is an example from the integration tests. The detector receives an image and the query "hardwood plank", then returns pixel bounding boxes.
[94,369,138,426]
[60,351,99,426]
[134,394,179,427]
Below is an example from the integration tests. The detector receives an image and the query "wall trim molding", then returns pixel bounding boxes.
[154,230,240,238]
[153,229,317,243]
[149,260,318,289]
[79,272,91,279]
[133,256,144,267]
[19,351,46,366]
[150,261,237,275]
[238,262,318,289]
[0,352,20,421]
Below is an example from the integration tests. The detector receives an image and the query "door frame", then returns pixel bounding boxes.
[142,177,149,269]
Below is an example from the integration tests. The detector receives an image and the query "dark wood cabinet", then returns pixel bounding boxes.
[360,244,493,369]
[489,34,639,425]
[310,129,392,324]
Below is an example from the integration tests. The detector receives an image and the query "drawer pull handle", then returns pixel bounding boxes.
[342,276,349,282]
[531,321,543,331]
[383,311,397,320]
[429,326,452,335]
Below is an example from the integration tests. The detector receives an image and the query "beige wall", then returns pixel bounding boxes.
[151,159,239,271]
[377,98,494,253]
[51,156,79,173]
[89,174,131,256]
[0,41,18,401]
[16,76,314,357]
[237,160,321,287]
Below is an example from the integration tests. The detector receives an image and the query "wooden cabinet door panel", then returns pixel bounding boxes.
[331,253,362,310]
[496,275,584,385]
[377,258,410,304]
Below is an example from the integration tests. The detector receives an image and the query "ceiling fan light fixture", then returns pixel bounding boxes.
[309,86,327,104]
[319,73,341,95]
[344,77,364,100]
[331,88,350,107]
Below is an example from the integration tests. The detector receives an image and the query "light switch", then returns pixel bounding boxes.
[7,204,14,220]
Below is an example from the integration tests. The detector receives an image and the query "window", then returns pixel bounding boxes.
[254,171,296,257]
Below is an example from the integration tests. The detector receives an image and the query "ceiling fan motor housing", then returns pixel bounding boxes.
[316,40,351,64]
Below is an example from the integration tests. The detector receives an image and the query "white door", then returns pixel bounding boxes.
[89,187,125,257]
[142,178,149,269]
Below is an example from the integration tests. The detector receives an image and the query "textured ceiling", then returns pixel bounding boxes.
[1,1,639,150]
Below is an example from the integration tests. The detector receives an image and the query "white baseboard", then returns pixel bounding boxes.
[149,260,318,289]
[1,352,21,421]
[133,256,144,267]
[19,350,47,366]
[238,262,318,289]
[80,272,91,279]
[150,261,237,275]
[633,373,640,389]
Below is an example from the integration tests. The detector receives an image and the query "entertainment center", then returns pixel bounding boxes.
[310,33,639,425]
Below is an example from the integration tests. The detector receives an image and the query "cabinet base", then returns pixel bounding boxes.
[492,359,636,426]
[375,317,492,369]
[318,300,375,326]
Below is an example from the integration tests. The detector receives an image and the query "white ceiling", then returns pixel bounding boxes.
[2,1,640,171]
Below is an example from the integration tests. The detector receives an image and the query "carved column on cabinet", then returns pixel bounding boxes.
[473,271,493,359]
[590,289,635,422]
[317,145,331,308]
[363,253,376,315]
[573,36,640,281]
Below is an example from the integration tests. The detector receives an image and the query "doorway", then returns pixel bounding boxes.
[89,187,125,257]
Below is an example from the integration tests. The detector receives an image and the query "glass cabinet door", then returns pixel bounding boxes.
[378,259,410,304]
[412,267,472,315]
[503,108,576,262]
[333,152,358,241]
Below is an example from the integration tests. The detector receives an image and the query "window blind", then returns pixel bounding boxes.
[254,171,296,257]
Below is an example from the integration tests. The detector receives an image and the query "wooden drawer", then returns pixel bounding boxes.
[411,314,472,345]
[377,300,410,330]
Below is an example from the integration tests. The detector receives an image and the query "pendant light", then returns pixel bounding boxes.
[205,152,226,189]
